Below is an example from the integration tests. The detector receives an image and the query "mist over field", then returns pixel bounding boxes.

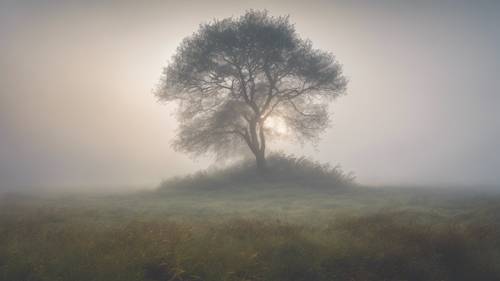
[1,0,499,191]
[1,1,500,281]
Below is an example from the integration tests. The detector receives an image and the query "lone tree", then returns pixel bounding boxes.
[157,10,347,173]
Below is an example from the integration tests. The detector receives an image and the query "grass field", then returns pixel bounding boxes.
[1,181,500,281]
[0,156,498,281]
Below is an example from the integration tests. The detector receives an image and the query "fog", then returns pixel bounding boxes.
[1,0,499,190]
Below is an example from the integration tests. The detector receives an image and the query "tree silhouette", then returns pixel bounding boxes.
[157,10,347,172]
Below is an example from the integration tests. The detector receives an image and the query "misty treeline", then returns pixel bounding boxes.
[156,10,347,172]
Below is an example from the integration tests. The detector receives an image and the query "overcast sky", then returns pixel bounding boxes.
[1,0,499,190]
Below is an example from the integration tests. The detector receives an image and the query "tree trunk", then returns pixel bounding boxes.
[255,150,267,174]
[247,119,267,174]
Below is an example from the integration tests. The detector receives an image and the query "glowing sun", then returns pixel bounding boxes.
[264,116,289,135]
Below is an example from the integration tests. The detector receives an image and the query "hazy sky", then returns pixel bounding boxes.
[1,0,499,190]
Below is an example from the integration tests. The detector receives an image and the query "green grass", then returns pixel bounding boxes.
[1,184,500,281]
[1,156,500,280]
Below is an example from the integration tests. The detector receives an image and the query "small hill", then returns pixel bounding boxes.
[157,153,356,193]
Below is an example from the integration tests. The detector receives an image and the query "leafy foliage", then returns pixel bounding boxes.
[157,10,347,165]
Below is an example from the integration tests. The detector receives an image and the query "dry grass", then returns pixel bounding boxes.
[1,158,499,280]
[1,194,500,281]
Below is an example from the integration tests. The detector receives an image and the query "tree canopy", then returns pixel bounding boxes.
[156,10,347,171]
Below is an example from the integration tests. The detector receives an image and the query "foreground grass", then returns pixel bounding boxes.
[1,184,500,281]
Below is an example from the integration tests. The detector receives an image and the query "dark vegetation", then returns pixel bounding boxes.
[159,153,355,191]
[1,157,500,281]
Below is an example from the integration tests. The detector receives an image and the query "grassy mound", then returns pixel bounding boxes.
[158,153,355,192]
